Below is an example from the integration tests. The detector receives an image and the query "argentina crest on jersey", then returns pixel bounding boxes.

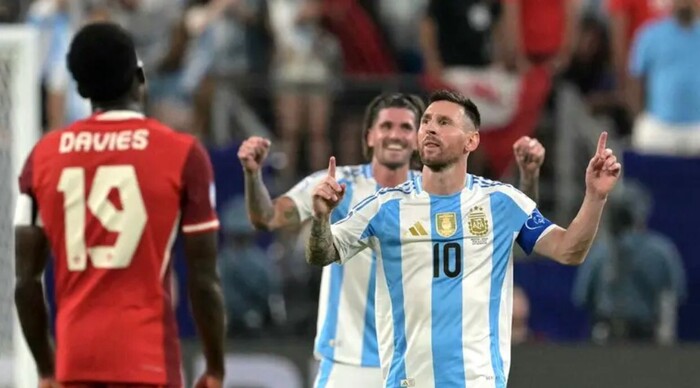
[435,213,457,238]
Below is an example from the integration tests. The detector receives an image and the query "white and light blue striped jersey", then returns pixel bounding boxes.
[331,174,555,388]
[285,164,419,367]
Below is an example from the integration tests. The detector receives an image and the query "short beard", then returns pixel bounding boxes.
[420,155,458,172]
[379,159,406,170]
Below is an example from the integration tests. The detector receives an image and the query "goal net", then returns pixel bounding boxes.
[0,25,41,388]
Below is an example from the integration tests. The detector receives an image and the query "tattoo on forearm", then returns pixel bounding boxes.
[306,217,339,266]
[245,172,274,224]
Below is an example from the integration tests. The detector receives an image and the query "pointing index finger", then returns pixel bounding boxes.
[328,156,336,178]
[597,132,608,156]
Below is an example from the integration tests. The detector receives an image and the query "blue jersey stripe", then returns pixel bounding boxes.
[314,358,335,388]
[429,194,467,387]
[489,192,528,388]
[361,183,382,367]
[360,252,379,366]
[376,200,408,385]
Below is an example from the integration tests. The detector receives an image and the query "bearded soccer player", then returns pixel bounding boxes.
[238,93,545,388]
[14,23,225,388]
[307,90,621,388]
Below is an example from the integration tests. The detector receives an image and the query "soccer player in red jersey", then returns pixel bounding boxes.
[14,23,225,388]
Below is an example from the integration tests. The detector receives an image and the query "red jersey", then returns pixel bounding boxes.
[16,111,219,385]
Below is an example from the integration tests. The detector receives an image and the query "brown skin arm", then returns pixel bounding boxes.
[183,231,226,379]
[14,225,54,378]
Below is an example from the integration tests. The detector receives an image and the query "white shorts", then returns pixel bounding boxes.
[313,358,383,388]
[633,113,700,156]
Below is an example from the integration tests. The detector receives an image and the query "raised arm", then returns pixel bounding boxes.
[513,136,545,202]
[238,136,301,231]
[533,132,621,265]
[306,157,345,266]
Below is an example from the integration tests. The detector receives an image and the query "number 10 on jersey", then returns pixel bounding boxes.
[433,242,462,278]
[58,165,147,271]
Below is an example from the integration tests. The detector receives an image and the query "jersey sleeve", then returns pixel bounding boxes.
[331,193,381,265]
[14,150,42,227]
[492,184,555,255]
[180,140,219,234]
[283,170,327,222]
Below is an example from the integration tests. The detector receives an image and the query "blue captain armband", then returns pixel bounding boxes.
[516,208,554,254]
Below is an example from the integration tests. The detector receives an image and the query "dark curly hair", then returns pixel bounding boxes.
[67,22,142,102]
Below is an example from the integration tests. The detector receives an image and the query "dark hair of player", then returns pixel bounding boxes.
[362,93,426,160]
[67,22,145,105]
[428,89,481,130]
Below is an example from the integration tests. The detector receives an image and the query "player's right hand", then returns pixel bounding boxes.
[237,136,271,173]
[312,156,346,219]
[194,373,223,388]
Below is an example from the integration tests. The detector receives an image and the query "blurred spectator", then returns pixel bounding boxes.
[628,0,700,156]
[563,15,631,136]
[180,0,272,139]
[573,181,686,344]
[269,0,336,181]
[607,0,670,103]
[378,0,428,73]
[26,0,92,131]
[319,0,396,76]
[502,0,578,71]
[218,197,285,338]
[420,0,503,77]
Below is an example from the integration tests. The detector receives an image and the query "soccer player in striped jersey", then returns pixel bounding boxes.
[238,93,544,388]
[307,90,621,388]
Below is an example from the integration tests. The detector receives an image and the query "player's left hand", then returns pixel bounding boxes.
[194,374,222,388]
[585,132,621,200]
[513,136,545,177]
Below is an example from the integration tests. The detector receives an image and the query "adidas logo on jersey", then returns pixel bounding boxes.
[400,378,415,387]
[405,222,428,237]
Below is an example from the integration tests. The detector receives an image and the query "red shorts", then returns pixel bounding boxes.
[61,384,167,388]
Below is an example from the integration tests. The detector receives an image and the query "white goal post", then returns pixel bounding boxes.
[0,24,41,388]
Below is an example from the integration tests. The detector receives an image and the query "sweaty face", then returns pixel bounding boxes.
[418,101,477,171]
[367,108,418,170]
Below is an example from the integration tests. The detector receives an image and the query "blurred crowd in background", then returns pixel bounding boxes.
[2,0,698,346]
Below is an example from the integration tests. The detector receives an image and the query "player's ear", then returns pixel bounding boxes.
[464,131,479,153]
[366,127,374,147]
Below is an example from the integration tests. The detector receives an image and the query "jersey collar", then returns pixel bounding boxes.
[93,110,145,121]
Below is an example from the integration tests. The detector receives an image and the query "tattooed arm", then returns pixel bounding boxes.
[244,170,300,230]
[306,216,341,266]
[239,137,304,230]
